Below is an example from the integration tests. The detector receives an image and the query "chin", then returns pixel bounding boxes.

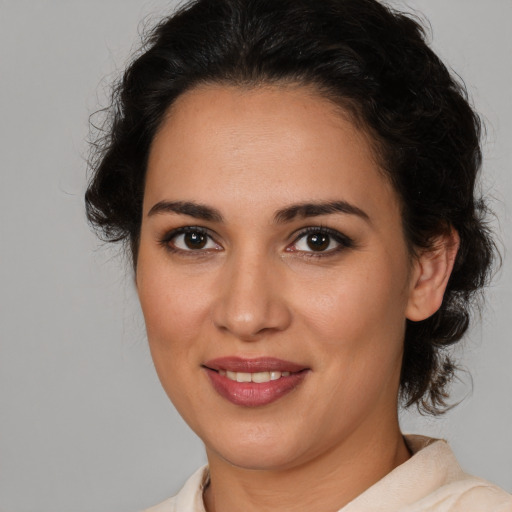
[216,445,303,472]
[204,424,308,471]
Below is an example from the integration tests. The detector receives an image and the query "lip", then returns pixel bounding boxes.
[204,356,306,373]
[203,357,309,407]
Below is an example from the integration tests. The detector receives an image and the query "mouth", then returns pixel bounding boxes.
[202,357,309,407]
[217,369,292,383]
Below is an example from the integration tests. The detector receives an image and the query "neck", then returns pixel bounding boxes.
[203,422,410,512]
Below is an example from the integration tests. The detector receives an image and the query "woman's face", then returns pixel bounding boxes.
[137,85,419,470]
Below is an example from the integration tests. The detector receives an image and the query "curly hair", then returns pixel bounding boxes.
[85,0,496,414]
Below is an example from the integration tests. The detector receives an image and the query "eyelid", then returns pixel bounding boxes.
[159,225,223,253]
[286,226,354,255]
[158,224,354,257]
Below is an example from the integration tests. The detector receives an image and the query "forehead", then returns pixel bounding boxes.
[145,84,398,222]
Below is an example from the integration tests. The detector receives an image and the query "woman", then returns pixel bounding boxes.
[86,0,511,510]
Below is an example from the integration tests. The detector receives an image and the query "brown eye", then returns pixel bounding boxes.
[288,227,353,256]
[184,231,207,249]
[306,233,330,251]
[165,228,221,252]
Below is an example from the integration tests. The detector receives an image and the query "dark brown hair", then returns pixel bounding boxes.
[86,0,496,414]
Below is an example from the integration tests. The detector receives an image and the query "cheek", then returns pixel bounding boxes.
[136,264,214,414]
[295,253,410,376]
[303,265,407,337]
[297,261,409,421]
[136,257,212,363]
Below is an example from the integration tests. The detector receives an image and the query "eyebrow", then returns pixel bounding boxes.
[273,201,370,224]
[147,199,370,224]
[147,201,224,222]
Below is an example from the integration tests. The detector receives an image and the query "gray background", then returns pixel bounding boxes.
[0,1,511,511]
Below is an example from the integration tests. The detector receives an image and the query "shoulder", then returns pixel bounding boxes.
[142,466,209,512]
[453,480,512,511]
[404,475,512,512]
[143,495,177,512]
[399,436,512,512]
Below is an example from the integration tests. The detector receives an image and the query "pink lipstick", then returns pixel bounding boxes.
[203,357,309,407]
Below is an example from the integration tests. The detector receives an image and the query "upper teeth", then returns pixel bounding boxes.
[219,370,291,383]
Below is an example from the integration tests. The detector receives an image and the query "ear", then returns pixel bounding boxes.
[405,229,460,322]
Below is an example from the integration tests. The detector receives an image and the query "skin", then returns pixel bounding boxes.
[136,84,458,512]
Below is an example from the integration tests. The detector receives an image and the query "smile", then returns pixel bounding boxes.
[218,370,291,383]
[203,357,309,407]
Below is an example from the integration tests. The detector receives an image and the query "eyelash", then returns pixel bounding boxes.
[287,226,354,258]
[159,225,354,257]
[159,226,220,256]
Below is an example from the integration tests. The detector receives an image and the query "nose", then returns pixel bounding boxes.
[212,251,292,341]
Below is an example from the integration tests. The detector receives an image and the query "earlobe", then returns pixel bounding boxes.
[405,229,460,322]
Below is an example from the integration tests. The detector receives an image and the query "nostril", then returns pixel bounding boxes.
[211,264,293,338]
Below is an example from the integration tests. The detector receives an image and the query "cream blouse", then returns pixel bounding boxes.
[144,435,512,512]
